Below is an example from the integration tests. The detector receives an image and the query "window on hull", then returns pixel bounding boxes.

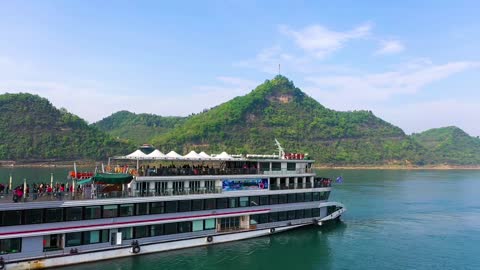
[0,238,21,254]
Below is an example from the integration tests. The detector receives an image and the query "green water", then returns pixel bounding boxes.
[2,168,479,269]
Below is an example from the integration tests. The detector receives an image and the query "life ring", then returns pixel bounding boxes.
[132,245,141,254]
[206,236,213,242]
[0,257,5,270]
[270,228,275,234]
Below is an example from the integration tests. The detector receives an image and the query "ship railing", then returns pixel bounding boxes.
[261,168,312,175]
[269,182,314,190]
[142,167,261,177]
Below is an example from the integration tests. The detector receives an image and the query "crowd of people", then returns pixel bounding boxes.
[0,182,83,203]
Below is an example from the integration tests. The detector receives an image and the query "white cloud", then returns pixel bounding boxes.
[376,39,405,55]
[279,23,372,58]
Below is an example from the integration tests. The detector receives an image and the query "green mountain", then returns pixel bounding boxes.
[151,76,426,165]
[94,111,187,145]
[412,126,480,165]
[0,93,134,161]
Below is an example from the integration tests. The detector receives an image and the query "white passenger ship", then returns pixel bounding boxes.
[0,142,346,269]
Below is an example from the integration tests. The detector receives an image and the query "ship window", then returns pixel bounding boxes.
[269,195,279,205]
[205,219,215,230]
[65,207,83,221]
[250,215,259,225]
[119,204,134,217]
[312,208,321,217]
[304,209,313,218]
[192,220,204,231]
[150,224,164,236]
[178,221,192,233]
[278,211,287,221]
[65,232,82,247]
[205,180,215,191]
[304,192,312,202]
[190,181,201,192]
[1,211,22,226]
[150,202,164,214]
[296,193,305,202]
[192,199,204,211]
[44,208,63,223]
[286,193,296,203]
[164,223,178,235]
[0,238,21,254]
[24,209,43,224]
[272,162,281,171]
[102,205,118,218]
[287,163,296,171]
[119,227,133,240]
[101,229,110,243]
[84,206,101,220]
[295,210,305,219]
[269,212,278,223]
[178,200,192,212]
[83,230,100,244]
[228,197,238,208]
[134,226,149,238]
[165,201,178,213]
[136,203,149,215]
[322,191,331,200]
[259,214,269,223]
[216,198,228,209]
[43,234,62,252]
[259,196,269,205]
[249,196,259,206]
[279,194,288,204]
[239,197,249,207]
[312,192,320,201]
[204,199,216,210]
[287,211,296,220]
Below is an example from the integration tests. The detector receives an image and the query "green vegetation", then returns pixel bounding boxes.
[0,93,134,161]
[94,111,186,145]
[412,126,480,165]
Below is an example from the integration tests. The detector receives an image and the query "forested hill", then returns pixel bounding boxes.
[151,76,426,165]
[412,126,480,165]
[94,111,186,145]
[0,93,134,161]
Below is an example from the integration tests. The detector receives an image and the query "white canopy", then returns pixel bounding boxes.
[166,151,182,158]
[216,151,233,160]
[126,149,147,159]
[199,151,212,159]
[147,149,165,158]
[184,151,202,159]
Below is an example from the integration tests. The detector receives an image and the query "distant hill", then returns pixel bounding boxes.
[94,111,187,145]
[412,126,480,165]
[151,76,427,165]
[0,93,134,161]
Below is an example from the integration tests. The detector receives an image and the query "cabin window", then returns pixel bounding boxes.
[304,209,313,218]
[100,230,110,243]
[216,198,228,209]
[259,196,269,205]
[65,232,83,247]
[65,207,83,221]
[269,212,278,223]
[205,180,215,191]
[102,205,118,218]
[239,197,249,207]
[296,193,305,202]
[83,230,100,244]
[45,208,63,223]
[204,219,215,230]
[322,191,331,200]
[192,220,204,231]
[178,221,192,233]
[270,195,279,205]
[43,234,62,252]
[1,211,21,226]
[119,204,134,217]
[150,224,164,236]
[312,192,320,201]
[164,223,178,235]
[119,227,133,240]
[136,203,149,215]
[271,162,281,171]
[178,200,191,212]
[249,196,259,206]
[0,238,21,254]
[172,181,184,194]
[312,208,321,217]
[190,181,200,192]
[84,206,101,220]
[219,217,240,231]
[204,199,216,210]
[288,211,296,220]
[134,226,149,238]
[287,163,296,171]
[279,194,288,204]
[165,201,178,213]
[150,202,164,214]
[24,209,43,224]
[192,200,204,211]
[286,193,296,203]
[278,211,287,221]
[304,192,312,202]
[296,210,305,219]
[228,197,238,208]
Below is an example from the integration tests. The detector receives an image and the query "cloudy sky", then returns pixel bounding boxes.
[1,1,479,136]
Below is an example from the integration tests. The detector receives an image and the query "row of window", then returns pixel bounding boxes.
[0,192,330,227]
[250,208,321,224]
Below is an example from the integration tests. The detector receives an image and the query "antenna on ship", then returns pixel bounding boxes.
[274,138,285,159]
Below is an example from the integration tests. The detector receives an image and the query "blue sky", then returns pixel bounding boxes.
[1,1,480,136]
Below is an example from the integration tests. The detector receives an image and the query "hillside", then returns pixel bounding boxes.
[412,126,480,165]
[151,76,427,165]
[94,111,186,145]
[0,93,134,161]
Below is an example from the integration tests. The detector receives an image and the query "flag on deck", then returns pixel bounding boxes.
[336,176,344,183]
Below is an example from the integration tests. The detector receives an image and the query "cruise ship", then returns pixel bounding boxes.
[0,142,346,269]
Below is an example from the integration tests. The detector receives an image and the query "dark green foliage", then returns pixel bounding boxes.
[0,93,134,161]
[412,126,480,165]
[94,111,186,145]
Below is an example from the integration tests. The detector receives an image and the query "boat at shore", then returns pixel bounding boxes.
[0,142,346,269]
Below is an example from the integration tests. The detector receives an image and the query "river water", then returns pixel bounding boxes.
[1,168,479,270]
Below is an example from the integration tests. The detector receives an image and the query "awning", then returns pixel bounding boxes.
[78,173,133,185]
[77,178,93,185]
